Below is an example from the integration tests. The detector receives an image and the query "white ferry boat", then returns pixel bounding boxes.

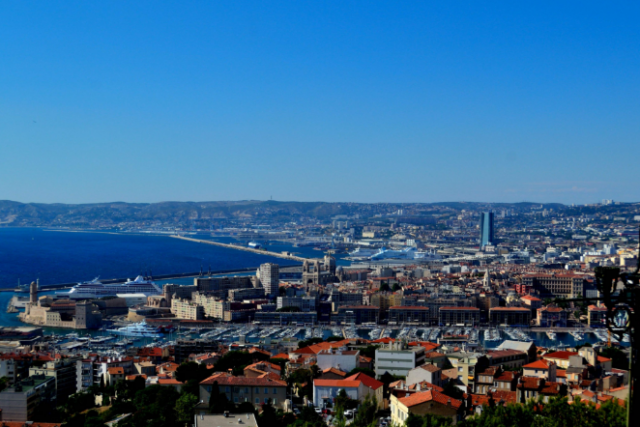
[107,321,162,338]
[60,276,162,300]
[348,247,379,258]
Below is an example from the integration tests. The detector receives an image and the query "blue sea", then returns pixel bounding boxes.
[0,228,300,288]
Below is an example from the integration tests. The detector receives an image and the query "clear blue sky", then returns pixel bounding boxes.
[1,1,638,205]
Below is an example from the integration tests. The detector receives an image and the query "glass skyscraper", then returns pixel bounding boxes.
[480,211,495,247]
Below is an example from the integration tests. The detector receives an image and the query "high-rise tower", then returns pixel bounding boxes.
[480,211,495,248]
[259,263,280,297]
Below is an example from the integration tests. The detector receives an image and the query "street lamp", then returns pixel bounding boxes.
[592,234,640,427]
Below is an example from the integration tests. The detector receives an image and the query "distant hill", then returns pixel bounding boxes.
[0,200,569,227]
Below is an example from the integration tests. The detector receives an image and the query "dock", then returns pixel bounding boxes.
[171,235,308,262]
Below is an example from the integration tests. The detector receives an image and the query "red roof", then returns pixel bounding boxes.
[345,372,383,390]
[545,351,578,360]
[440,306,480,311]
[398,390,463,409]
[201,375,286,387]
[158,378,183,385]
[108,367,124,375]
[523,360,552,370]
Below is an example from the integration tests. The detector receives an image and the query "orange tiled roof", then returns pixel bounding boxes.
[322,367,347,377]
[201,375,286,387]
[108,367,124,375]
[345,372,383,390]
[523,360,552,370]
[545,351,578,360]
[398,390,463,409]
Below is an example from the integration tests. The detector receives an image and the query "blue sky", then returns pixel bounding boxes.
[1,1,638,204]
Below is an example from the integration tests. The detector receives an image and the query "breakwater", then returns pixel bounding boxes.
[171,235,308,262]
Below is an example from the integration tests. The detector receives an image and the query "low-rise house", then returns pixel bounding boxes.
[200,374,287,410]
[390,390,464,425]
[316,347,359,373]
[406,364,442,387]
[494,340,537,364]
[313,373,383,409]
[243,362,282,379]
[486,349,527,368]
[106,367,125,385]
[522,359,557,381]
[446,352,490,389]
[516,377,564,402]
[318,367,348,380]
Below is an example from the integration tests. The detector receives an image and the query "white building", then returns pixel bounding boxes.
[316,348,359,373]
[406,363,442,387]
[313,373,383,409]
[375,341,425,378]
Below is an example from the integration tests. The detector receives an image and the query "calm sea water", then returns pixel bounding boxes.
[0,228,299,288]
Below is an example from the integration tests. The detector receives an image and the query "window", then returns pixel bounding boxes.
[264,398,269,404]
[264,388,268,394]
[225,386,230,392]
[245,387,249,393]
[207,386,212,392]
[273,388,277,394]
[256,398,260,404]
[255,387,260,393]
[273,398,277,405]
[234,397,238,403]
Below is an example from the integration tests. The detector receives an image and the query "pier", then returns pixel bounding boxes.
[171,235,308,262]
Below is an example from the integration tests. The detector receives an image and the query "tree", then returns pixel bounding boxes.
[442,381,464,401]
[406,413,452,427]
[209,381,232,414]
[392,283,401,292]
[599,346,628,370]
[175,393,199,424]
[379,282,390,292]
[359,345,379,359]
[213,350,270,375]
[334,389,358,411]
[351,394,378,427]
[0,377,8,392]
[258,400,278,427]
[175,361,213,383]
[461,396,626,427]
